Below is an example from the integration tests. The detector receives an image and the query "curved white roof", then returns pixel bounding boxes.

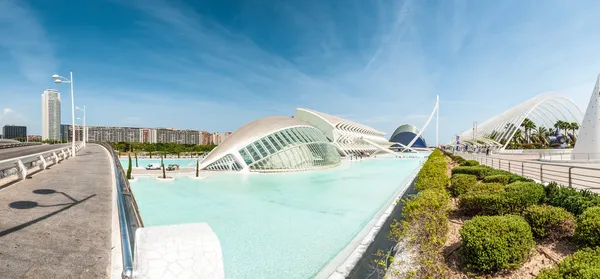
[201,116,313,166]
[296,108,385,136]
[456,92,583,149]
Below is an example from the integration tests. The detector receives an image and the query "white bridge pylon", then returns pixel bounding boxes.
[401,95,439,152]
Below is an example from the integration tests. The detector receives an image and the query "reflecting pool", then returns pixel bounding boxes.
[130,155,425,279]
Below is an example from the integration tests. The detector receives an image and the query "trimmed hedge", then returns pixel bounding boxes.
[523,205,576,240]
[414,150,449,191]
[387,149,451,277]
[575,206,600,247]
[459,182,545,216]
[536,247,600,279]
[403,188,451,220]
[460,160,480,167]
[452,166,495,180]
[483,174,510,185]
[459,215,535,272]
[504,182,546,209]
[450,174,477,197]
[545,182,600,215]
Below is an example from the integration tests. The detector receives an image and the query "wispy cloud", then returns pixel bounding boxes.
[0,0,57,84]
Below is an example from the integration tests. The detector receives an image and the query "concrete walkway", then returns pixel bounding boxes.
[0,144,113,279]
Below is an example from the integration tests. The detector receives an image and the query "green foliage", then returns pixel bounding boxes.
[161,154,166,179]
[483,174,510,185]
[134,152,138,168]
[126,153,132,180]
[452,166,497,180]
[523,205,575,240]
[459,215,535,273]
[459,182,544,216]
[536,247,600,279]
[576,206,600,247]
[397,188,450,278]
[460,160,480,166]
[385,149,451,278]
[414,149,449,191]
[403,189,451,221]
[504,182,546,209]
[450,174,477,197]
[110,142,216,155]
[545,182,600,215]
[196,159,199,177]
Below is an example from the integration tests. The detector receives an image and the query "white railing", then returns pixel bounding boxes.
[0,143,84,187]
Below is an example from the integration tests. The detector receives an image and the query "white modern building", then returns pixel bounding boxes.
[454,93,582,150]
[294,108,392,156]
[41,89,61,140]
[199,108,394,173]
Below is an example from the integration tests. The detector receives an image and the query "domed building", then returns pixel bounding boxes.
[199,108,395,172]
[389,124,427,149]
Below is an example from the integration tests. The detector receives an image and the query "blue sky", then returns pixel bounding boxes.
[1,0,600,143]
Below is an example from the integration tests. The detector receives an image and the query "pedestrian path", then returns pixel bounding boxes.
[0,144,113,279]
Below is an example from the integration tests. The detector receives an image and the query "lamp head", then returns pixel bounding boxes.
[51,74,60,79]
[54,79,62,84]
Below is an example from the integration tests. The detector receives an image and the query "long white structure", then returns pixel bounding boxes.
[199,108,393,172]
[294,108,391,156]
[41,89,61,141]
[455,93,583,150]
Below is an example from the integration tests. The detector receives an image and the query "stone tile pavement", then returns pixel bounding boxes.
[0,144,113,279]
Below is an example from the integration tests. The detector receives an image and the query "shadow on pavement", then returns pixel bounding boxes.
[1,189,96,237]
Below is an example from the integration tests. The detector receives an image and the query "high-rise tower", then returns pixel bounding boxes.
[41,89,61,140]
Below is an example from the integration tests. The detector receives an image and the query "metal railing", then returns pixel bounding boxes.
[0,144,81,186]
[456,152,600,191]
[99,143,144,279]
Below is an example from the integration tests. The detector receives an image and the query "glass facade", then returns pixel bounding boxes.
[240,126,340,172]
[204,154,243,171]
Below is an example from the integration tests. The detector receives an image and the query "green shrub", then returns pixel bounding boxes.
[460,160,480,166]
[455,182,504,198]
[414,150,449,191]
[403,189,450,221]
[397,188,450,277]
[459,182,544,216]
[459,190,508,216]
[452,166,494,180]
[450,174,477,197]
[484,174,510,185]
[459,215,535,272]
[545,182,600,215]
[536,247,600,279]
[523,205,576,240]
[575,206,600,247]
[504,182,546,210]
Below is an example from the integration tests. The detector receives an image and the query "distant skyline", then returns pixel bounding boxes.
[2,0,600,143]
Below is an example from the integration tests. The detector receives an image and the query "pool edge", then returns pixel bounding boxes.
[314,160,423,279]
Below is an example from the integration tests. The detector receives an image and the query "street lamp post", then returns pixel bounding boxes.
[76,106,86,147]
[52,71,76,157]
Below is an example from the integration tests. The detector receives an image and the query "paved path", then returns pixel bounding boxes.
[0,144,113,279]
[0,144,69,161]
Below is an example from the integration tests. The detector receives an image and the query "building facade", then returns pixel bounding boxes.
[2,125,27,140]
[199,108,394,173]
[389,124,427,149]
[41,89,61,140]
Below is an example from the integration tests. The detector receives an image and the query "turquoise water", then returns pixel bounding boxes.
[130,156,424,279]
[119,158,198,168]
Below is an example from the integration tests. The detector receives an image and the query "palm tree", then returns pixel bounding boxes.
[570,122,579,143]
[535,126,548,146]
[520,118,536,143]
[512,129,524,144]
